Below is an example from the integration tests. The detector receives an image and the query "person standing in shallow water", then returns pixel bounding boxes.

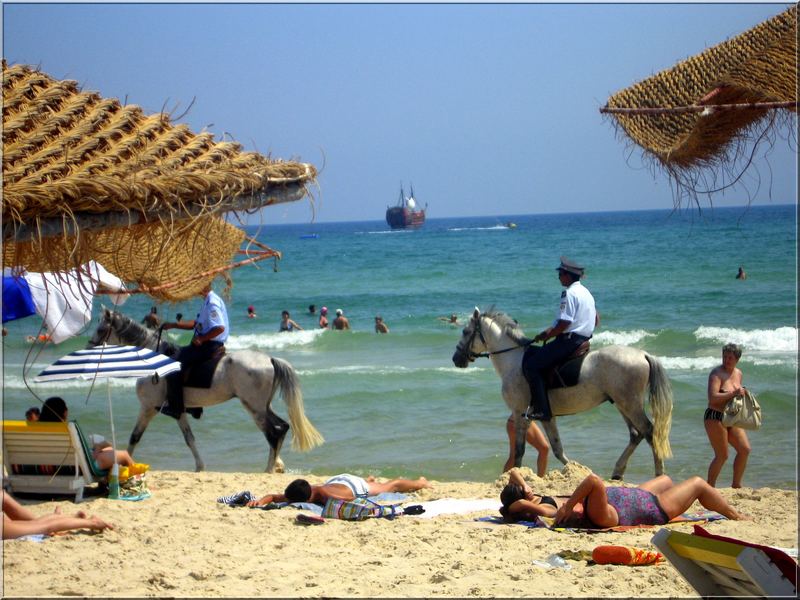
[705,343,751,488]
[318,306,329,329]
[333,309,350,330]
[279,310,303,332]
[142,306,161,329]
[374,315,389,333]
[736,266,747,280]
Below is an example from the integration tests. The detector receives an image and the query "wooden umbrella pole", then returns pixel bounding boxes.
[600,100,797,115]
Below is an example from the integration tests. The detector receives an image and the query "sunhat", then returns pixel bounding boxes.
[321,306,328,314]
[336,309,343,316]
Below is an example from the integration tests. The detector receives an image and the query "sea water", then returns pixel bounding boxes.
[2,205,796,489]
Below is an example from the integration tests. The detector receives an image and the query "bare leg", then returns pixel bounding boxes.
[704,419,729,487]
[638,474,674,495]
[93,449,135,470]
[505,417,549,475]
[576,475,618,528]
[656,476,746,520]
[727,428,751,488]
[366,477,431,495]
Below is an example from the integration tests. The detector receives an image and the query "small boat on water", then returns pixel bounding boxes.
[386,184,426,229]
[506,221,517,229]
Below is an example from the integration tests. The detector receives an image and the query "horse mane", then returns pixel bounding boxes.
[483,308,533,346]
[110,310,180,356]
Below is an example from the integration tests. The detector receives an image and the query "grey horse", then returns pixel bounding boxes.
[452,308,673,479]
[90,307,324,472]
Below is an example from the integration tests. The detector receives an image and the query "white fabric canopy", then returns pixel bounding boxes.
[23,260,129,343]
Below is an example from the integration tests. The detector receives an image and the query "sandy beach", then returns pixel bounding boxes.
[2,463,796,598]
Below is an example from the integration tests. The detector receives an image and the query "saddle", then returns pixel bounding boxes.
[522,340,591,390]
[183,345,227,389]
[545,341,590,389]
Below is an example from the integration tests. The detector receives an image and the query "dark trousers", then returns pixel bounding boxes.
[165,341,223,415]
[522,335,586,420]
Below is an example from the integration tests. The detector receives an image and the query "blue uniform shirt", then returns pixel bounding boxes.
[194,290,229,343]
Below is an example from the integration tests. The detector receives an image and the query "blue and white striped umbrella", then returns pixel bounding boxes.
[34,344,180,382]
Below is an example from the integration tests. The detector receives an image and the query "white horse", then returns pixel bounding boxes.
[90,308,324,473]
[452,308,673,479]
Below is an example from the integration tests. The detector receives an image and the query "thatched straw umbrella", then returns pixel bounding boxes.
[601,6,796,202]
[2,61,317,301]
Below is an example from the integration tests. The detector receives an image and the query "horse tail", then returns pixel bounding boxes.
[270,357,325,452]
[645,354,673,459]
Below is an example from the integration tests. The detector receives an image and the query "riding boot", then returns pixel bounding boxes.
[162,371,185,419]
[525,373,552,422]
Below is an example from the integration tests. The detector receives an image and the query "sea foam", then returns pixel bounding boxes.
[225,328,325,351]
[593,330,655,346]
[694,326,798,354]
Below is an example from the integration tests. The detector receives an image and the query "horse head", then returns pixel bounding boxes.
[452,307,486,368]
[88,305,118,347]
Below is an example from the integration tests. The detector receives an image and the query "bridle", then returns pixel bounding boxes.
[464,313,533,360]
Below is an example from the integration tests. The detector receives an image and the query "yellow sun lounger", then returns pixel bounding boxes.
[2,420,107,502]
[652,527,797,597]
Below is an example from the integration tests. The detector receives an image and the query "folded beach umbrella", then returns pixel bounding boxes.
[34,344,180,382]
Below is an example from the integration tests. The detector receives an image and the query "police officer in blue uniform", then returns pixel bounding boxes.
[161,282,229,418]
[523,257,598,421]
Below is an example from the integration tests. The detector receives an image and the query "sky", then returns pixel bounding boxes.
[3,2,797,224]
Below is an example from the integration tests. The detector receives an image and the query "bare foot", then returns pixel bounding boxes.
[417,477,432,489]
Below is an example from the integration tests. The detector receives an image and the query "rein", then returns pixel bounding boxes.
[467,315,533,359]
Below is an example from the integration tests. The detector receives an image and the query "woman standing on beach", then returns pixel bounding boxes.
[704,343,751,488]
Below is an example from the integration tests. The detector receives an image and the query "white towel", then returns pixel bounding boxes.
[25,261,129,344]
[407,498,502,519]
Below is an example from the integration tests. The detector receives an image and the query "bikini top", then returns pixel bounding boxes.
[539,495,557,508]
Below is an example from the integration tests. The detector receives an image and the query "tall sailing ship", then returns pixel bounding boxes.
[386,184,426,229]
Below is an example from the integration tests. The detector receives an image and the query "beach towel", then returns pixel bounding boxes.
[474,509,726,532]
[406,498,501,519]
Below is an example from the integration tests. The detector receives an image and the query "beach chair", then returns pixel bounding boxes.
[2,420,107,502]
[652,526,797,597]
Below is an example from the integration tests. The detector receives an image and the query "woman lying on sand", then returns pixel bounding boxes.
[247,473,431,507]
[2,491,114,539]
[500,468,748,527]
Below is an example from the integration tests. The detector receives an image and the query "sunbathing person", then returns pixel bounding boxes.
[499,468,748,526]
[2,491,114,539]
[247,473,431,507]
[39,397,135,470]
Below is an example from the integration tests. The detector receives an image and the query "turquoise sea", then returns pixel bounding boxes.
[2,205,797,489]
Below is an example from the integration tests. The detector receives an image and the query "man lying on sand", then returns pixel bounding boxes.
[247,473,431,507]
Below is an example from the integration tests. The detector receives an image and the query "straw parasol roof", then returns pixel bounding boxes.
[2,61,317,301]
[602,6,796,176]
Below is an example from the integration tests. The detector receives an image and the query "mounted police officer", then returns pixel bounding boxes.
[523,257,599,421]
[161,282,229,418]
